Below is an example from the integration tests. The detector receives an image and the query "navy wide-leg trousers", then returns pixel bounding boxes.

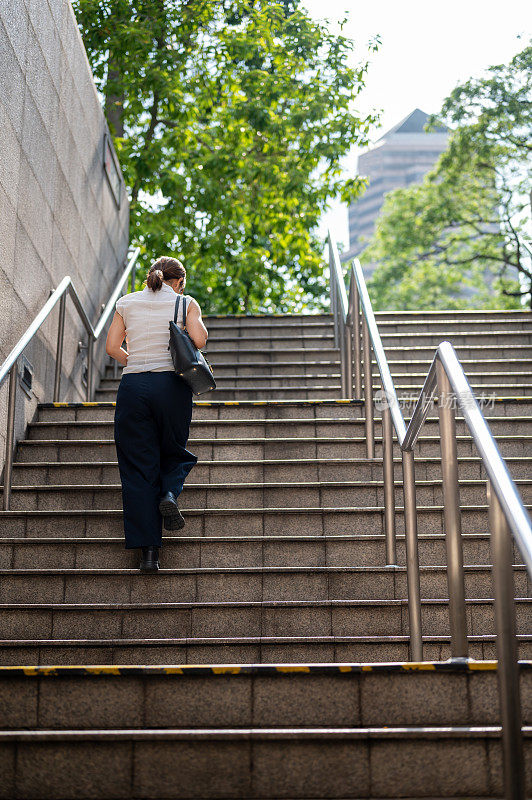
[114,371,197,549]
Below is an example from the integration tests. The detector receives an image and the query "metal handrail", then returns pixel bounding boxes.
[404,342,532,574]
[327,231,531,799]
[1,246,140,510]
[348,257,423,654]
[327,232,351,398]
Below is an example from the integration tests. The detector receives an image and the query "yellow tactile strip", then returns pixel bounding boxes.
[1,661,529,678]
[43,399,363,409]
[39,396,532,410]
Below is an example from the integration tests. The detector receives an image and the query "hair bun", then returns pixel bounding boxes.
[147,256,186,292]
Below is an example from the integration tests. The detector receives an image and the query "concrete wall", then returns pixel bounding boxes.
[0,0,129,474]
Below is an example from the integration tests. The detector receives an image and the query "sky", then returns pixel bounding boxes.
[302,0,531,248]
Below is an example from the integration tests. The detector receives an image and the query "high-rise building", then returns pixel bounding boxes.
[343,109,448,269]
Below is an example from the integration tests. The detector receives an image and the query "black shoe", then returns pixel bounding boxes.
[159,490,185,531]
[139,546,159,573]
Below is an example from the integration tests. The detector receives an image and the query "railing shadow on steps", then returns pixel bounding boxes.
[328,230,532,799]
[0,246,140,511]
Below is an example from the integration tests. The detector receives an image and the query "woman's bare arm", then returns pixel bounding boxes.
[105,312,128,366]
[186,298,208,349]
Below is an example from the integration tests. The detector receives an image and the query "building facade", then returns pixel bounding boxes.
[344,109,448,271]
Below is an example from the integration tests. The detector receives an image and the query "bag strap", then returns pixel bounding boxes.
[173,295,181,324]
[173,294,187,329]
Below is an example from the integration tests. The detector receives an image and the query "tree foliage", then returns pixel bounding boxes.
[363,42,531,311]
[72,0,378,312]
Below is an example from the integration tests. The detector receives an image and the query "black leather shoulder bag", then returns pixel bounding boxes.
[168,295,216,395]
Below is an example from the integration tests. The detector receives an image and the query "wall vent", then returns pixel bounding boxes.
[19,355,33,398]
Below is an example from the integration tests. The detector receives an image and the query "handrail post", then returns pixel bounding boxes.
[329,251,339,349]
[130,260,137,293]
[339,310,350,399]
[351,276,362,399]
[3,363,18,511]
[332,283,339,347]
[382,402,396,565]
[345,321,353,399]
[344,287,353,401]
[401,448,423,661]
[86,335,94,402]
[362,316,374,459]
[53,293,66,402]
[436,359,468,659]
[488,481,526,799]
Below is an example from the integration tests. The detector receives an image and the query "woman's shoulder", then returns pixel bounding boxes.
[115,289,148,318]
[117,289,145,305]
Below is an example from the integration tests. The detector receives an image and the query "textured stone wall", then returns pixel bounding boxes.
[0,0,129,473]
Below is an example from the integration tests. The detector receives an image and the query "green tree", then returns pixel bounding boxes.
[362,42,531,311]
[72,0,378,312]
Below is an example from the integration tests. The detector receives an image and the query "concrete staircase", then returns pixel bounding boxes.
[0,309,531,797]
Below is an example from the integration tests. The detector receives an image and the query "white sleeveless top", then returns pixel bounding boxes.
[115,283,192,375]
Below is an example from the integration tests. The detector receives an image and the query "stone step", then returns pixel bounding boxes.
[375,318,532,333]
[119,361,532,383]
[373,309,532,321]
[372,371,532,386]
[0,564,528,604]
[35,397,532,422]
[95,384,532,402]
[11,437,381,462]
[2,633,532,665]
[202,330,532,350]
[27,417,372,441]
[383,343,532,361]
[95,386,347,401]
[203,310,530,329]
[105,361,346,378]
[205,320,532,338]
[25,415,532,441]
[4,479,532,511]
[99,374,346,390]
[386,358,532,375]
[0,597,530,640]
[180,342,532,365]
[0,533,523,569]
[1,723,530,798]
[10,455,532,485]
[99,371,532,390]
[204,309,529,322]
[13,433,532,462]
[201,347,532,374]
[204,322,335,336]
[373,330,532,346]
[204,313,332,325]
[204,320,335,332]
[2,663,531,729]
[205,334,337,351]
[2,504,530,537]
[199,346,342,362]
[105,357,532,380]
[106,342,532,365]
[37,398,365,422]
